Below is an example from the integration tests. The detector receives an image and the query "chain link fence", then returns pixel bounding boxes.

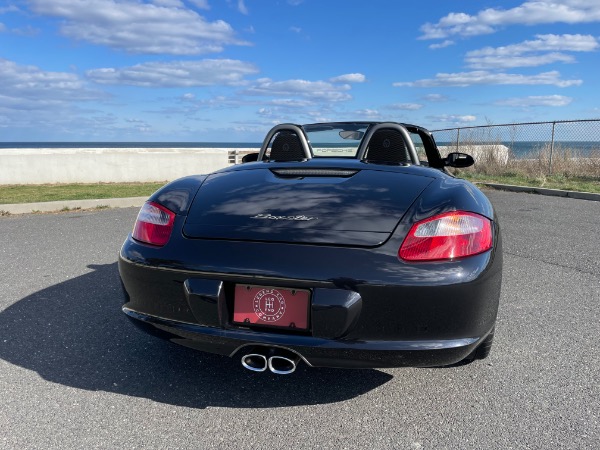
[431,119,600,178]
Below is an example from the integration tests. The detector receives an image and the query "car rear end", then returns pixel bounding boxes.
[119,160,502,371]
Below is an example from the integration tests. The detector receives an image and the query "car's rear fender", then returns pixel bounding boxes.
[403,176,496,223]
[147,175,208,215]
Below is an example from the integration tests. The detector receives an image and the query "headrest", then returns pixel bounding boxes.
[364,129,409,164]
[269,131,307,161]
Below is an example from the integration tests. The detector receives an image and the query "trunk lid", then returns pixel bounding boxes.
[182,167,433,246]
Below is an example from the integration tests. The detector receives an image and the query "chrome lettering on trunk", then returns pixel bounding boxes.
[251,213,317,221]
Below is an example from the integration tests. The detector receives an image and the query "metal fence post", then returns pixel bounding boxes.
[456,128,460,152]
[549,122,556,174]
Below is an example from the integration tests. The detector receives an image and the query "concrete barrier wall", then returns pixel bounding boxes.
[438,144,510,165]
[0,148,259,184]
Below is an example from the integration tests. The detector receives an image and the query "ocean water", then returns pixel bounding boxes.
[0,142,261,149]
[1,141,598,158]
[437,141,599,158]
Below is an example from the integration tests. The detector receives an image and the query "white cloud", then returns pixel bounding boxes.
[188,0,210,9]
[429,40,455,50]
[389,103,423,110]
[429,114,477,125]
[304,111,334,123]
[125,117,152,131]
[0,22,40,36]
[176,94,246,109]
[257,107,273,116]
[394,70,582,88]
[287,0,304,5]
[0,58,102,103]
[237,0,248,15]
[465,34,598,68]
[329,73,366,83]
[289,26,302,33]
[86,59,259,87]
[10,25,41,36]
[354,109,381,119]
[495,95,573,107]
[420,1,600,39]
[171,94,320,120]
[245,78,353,101]
[468,34,599,57]
[27,0,247,55]
[0,58,108,136]
[423,94,448,102]
[468,53,576,69]
[151,0,184,6]
[0,5,20,14]
[269,99,314,108]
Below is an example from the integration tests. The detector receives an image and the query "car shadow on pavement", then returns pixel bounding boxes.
[0,262,392,409]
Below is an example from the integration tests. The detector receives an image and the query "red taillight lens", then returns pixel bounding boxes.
[132,202,175,247]
[399,211,493,262]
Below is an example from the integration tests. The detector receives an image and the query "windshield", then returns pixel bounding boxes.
[303,122,371,157]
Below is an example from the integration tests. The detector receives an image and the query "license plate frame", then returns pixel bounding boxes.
[232,284,310,330]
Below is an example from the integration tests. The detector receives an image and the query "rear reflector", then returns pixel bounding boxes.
[399,211,493,261]
[132,202,175,247]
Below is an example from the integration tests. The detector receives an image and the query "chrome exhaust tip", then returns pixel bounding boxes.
[268,355,300,375]
[241,353,268,372]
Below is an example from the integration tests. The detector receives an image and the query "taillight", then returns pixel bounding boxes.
[399,211,493,262]
[132,202,175,247]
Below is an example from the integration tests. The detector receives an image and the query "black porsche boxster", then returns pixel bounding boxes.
[119,122,502,374]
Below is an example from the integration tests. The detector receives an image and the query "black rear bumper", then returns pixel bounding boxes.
[118,233,502,368]
[123,307,484,368]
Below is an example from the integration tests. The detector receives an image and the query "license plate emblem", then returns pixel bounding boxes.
[233,285,310,330]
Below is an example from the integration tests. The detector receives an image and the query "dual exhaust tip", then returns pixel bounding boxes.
[241,347,301,375]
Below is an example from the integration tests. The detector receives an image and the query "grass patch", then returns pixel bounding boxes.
[445,144,600,194]
[456,172,600,194]
[0,182,166,205]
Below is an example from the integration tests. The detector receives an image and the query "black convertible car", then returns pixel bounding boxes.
[119,122,502,374]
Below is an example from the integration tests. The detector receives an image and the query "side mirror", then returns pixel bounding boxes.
[242,152,259,163]
[445,152,474,168]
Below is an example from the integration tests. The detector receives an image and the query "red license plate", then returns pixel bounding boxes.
[233,284,310,330]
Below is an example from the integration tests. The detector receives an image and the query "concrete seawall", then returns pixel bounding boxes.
[0,148,259,184]
[438,144,510,165]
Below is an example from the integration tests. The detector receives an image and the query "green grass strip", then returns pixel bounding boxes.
[2,174,599,205]
[459,172,600,194]
[0,182,166,204]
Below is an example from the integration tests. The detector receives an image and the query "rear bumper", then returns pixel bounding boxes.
[119,231,502,368]
[123,307,484,368]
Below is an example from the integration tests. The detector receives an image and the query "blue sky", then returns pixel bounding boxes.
[1,0,599,141]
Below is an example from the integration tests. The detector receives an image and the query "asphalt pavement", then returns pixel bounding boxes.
[0,190,599,449]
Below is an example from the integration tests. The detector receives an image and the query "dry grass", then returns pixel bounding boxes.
[448,143,600,193]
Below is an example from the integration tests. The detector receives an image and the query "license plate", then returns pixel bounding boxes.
[233,284,310,330]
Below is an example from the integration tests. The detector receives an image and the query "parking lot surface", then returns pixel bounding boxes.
[1,190,599,449]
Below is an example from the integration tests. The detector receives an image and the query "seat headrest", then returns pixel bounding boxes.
[269,131,307,161]
[364,129,409,164]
